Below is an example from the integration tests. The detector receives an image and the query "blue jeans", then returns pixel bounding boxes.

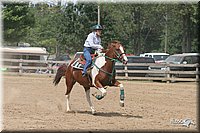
[82,47,94,74]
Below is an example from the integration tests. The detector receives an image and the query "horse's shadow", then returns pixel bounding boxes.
[75,110,143,119]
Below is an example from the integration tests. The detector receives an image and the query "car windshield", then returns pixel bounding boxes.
[165,56,183,64]
[56,54,71,61]
[127,57,155,63]
[74,52,83,59]
[153,55,169,61]
[61,56,70,60]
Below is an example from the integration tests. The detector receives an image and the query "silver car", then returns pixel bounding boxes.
[148,53,199,78]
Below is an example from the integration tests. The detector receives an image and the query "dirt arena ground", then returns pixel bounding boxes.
[2,75,199,132]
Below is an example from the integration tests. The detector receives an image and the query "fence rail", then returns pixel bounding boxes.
[2,59,199,83]
[115,63,199,82]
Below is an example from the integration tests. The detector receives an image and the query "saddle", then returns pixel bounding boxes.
[79,54,97,65]
[71,54,98,70]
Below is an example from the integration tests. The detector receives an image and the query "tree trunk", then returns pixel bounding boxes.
[56,44,60,58]
[186,12,191,52]
[182,14,187,53]
[134,6,141,55]
[137,7,142,55]
[182,7,192,53]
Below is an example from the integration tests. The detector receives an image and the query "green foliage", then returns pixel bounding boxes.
[2,2,198,56]
[3,2,35,44]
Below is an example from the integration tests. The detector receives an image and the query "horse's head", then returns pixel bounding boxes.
[107,40,128,64]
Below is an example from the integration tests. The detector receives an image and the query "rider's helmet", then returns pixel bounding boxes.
[92,24,103,30]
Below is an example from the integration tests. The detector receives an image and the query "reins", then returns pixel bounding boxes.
[92,55,117,77]
[114,50,125,59]
[91,51,125,85]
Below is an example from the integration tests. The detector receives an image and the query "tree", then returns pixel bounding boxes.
[3,2,198,56]
[2,2,35,45]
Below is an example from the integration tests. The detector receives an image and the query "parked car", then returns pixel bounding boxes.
[140,53,169,63]
[74,52,83,59]
[148,53,200,78]
[115,56,155,77]
[54,54,71,61]
[51,54,71,69]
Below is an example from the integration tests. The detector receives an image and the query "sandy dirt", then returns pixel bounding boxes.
[2,75,198,132]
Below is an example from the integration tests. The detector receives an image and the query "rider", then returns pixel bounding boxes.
[82,24,104,77]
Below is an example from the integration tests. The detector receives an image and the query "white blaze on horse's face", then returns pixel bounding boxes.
[119,46,128,64]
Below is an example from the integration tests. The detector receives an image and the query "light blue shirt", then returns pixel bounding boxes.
[84,32,103,49]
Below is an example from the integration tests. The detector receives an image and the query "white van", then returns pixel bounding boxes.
[2,46,49,61]
[140,53,169,63]
[2,46,49,72]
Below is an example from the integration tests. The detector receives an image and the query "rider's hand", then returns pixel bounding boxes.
[99,45,103,50]
[96,48,102,55]
[98,48,102,52]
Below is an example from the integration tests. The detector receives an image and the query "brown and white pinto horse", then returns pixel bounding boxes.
[53,40,128,114]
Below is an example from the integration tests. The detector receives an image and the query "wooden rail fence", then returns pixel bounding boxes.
[115,63,199,83]
[2,59,199,83]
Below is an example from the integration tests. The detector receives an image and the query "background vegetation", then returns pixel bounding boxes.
[2,2,199,57]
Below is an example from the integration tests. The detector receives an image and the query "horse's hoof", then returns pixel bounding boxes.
[92,110,96,115]
[66,110,75,113]
[120,101,124,107]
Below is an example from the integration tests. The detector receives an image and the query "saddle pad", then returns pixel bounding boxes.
[71,58,93,70]
[71,59,84,69]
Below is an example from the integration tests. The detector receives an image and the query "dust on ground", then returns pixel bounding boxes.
[2,75,198,131]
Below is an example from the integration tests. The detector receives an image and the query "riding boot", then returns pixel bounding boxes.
[82,71,87,77]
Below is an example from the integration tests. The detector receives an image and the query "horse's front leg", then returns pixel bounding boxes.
[113,80,125,107]
[93,81,107,100]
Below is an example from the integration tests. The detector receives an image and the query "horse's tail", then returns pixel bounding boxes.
[53,64,68,86]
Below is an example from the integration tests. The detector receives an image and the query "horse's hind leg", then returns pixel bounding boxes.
[65,95,71,112]
[84,87,96,115]
[65,78,76,112]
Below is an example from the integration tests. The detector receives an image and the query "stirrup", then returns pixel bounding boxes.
[82,72,87,77]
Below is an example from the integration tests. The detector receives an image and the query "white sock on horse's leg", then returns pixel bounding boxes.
[99,87,107,97]
[65,95,71,112]
[85,89,96,114]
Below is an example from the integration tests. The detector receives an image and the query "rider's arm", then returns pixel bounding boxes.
[85,33,103,49]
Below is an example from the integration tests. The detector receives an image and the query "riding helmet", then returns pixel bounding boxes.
[92,24,103,30]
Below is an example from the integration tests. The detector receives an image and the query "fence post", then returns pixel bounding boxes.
[124,64,128,79]
[19,59,23,75]
[48,63,52,74]
[196,64,199,81]
[166,65,170,83]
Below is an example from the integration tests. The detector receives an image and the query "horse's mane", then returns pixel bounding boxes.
[107,40,121,49]
[100,40,121,53]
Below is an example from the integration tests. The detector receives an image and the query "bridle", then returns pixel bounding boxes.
[91,45,127,85]
[114,50,126,62]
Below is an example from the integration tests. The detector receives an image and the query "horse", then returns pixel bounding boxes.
[53,40,128,114]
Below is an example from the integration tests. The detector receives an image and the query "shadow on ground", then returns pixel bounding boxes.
[75,110,143,118]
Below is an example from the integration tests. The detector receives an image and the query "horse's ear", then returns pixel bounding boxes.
[107,41,119,49]
[107,43,111,49]
[111,43,116,47]
[107,43,115,49]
